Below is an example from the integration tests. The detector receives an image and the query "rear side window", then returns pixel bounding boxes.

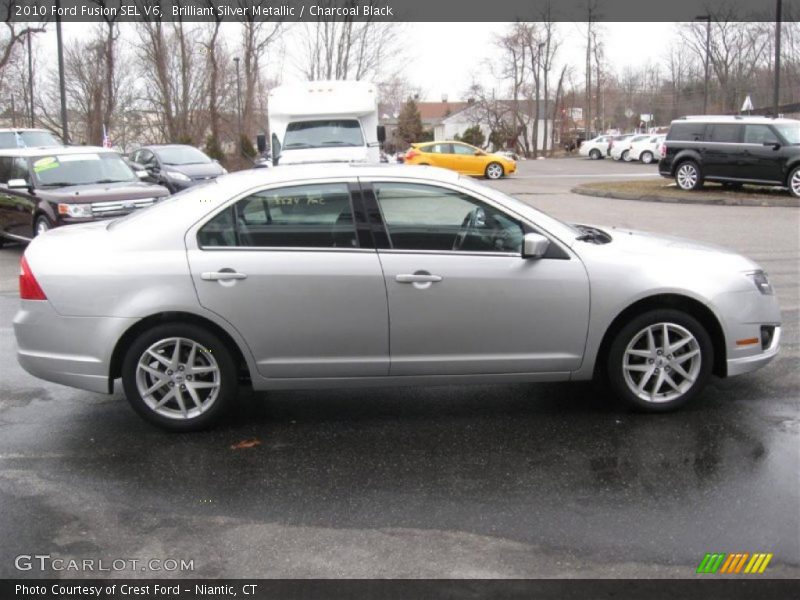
[198,183,357,249]
[667,122,706,142]
[707,124,742,143]
[744,125,779,145]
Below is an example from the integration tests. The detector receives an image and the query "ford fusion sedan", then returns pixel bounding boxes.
[130,145,226,194]
[404,141,516,179]
[0,146,169,244]
[14,165,780,431]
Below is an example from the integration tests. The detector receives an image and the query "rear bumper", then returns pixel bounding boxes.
[13,300,138,394]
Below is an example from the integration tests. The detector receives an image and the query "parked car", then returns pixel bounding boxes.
[659,116,800,197]
[610,134,651,161]
[0,146,169,245]
[129,145,226,193]
[0,128,63,149]
[404,141,516,179]
[14,164,780,430]
[607,134,635,159]
[629,134,667,164]
[578,135,613,159]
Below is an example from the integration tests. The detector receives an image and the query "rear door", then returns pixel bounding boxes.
[186,179,390,379]
[704,123,743,179]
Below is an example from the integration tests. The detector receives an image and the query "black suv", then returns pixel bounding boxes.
[658,116,800,198]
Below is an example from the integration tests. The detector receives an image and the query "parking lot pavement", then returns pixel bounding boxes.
[0,157,798,578]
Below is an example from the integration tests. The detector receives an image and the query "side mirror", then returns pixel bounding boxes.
[474,150,485,156]
[377,125,386,143]
[256,134,267,154]
[522,232,550,259]
[7,178,28,190]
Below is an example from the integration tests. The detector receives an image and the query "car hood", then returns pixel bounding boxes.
[585,226,760,272]
[161,162,224,178]
[36,181,170,204]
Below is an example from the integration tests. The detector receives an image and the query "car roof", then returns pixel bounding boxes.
[0,145,117,158]
[225,163,462,186]
[673,115,798,125]
[0,128,56,133]
[140,144,199,150]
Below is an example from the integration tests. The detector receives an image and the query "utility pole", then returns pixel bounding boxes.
[55,0,70,142]
[695,15,711,115]
[773,0,782,116]
[234,57,243,156]
[27,31,34,127]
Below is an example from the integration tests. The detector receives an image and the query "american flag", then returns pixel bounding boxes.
[102,124,112,148]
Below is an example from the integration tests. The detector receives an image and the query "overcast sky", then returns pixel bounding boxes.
[41,21,677,101]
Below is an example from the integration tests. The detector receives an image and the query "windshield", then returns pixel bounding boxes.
[0,130,62,149]
[283,120,364,149]
[774,123,800,144]
[31,152,137,187]
[154,146,212,165]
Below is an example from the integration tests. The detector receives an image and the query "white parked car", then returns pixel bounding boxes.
[629,134,667,164]
[578,136,612,160]
[610,134,651,161]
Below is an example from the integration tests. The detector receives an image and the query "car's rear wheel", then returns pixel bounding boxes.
[34,215,53,237]
[622,149,631,162]
[607,309,713,412]
[122,323,237,431]
[640,151,654,165]
[675,161,704,191]
[788,166,800,198]
[589,149,601,160]
[485,162,504,179]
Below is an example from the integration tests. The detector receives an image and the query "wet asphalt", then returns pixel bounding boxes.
[0,158,798,578]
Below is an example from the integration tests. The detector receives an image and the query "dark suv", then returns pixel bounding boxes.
[658,116,800,198]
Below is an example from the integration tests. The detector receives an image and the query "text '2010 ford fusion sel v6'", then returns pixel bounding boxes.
[13,164,781,430]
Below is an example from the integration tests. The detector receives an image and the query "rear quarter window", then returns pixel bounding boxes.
[667,122,706,142]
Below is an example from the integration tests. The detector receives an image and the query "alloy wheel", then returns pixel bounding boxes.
[622,322,702,404]
[676,164,698,190]
[486,163,503,179]
[791,169,800,198]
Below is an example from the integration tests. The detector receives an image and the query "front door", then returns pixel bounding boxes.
[365,180,591,376]
[186,181,389,379]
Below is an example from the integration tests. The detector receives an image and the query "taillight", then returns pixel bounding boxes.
[405,149,420,160]
[659,143,666,158]
[20,256,47,300]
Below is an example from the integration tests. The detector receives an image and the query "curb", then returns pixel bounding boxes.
[571,185,800,208]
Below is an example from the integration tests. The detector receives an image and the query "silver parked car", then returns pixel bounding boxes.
[14,165,781,430]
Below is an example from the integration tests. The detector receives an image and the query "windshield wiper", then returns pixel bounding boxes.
[94,179,132,184]
[320,141,357,146]
[284,143,313,149]
[40,182,80,187]
[575,225,611,244]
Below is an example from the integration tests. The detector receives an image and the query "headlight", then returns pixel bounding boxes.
[746,270,773,295]
[165,170,191,182]
[221,168,228,174]
[57,203,92,218]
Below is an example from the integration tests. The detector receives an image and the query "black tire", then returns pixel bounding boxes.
[640,151,654,165]
[674,160,704,191]
[121,323,238,431]
[34,215,53,237]
[787,166,800,198]
[589,149,601,160]
[621,149,630,162]
[485,162,504,179]
[606,309,713,412]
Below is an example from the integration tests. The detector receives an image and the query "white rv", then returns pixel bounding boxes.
[267,80,385,166]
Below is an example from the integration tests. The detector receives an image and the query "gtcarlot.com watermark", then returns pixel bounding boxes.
[15,554,194,573]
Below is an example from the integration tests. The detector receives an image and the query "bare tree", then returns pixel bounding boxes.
[0,1,46,73]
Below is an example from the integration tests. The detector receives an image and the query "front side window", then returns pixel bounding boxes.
[374,182,524,253]
[283,120,364,149]
[198,183,356,249]
[668,123,705,142]
[452,144,478,156]
[744,125,780,145]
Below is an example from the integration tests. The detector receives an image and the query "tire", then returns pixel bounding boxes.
[589,149,601,160]
[640,151,654,165]
[622,150,630,162]
[607,309,713,412]
[121,323,237,431]
[485,162,504,179]
[34,215,53,237]
[787,166,800,198]
[674,160,704,191]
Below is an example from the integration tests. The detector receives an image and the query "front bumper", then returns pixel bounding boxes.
[726,326,781,376]
[13,299,138,394]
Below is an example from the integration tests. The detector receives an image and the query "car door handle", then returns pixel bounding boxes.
[396,273,443,283]
[201,271,247,281]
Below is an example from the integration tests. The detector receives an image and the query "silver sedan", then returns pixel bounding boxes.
[13,165,781,430]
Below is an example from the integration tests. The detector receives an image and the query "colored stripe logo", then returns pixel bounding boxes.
[697,553,773,574]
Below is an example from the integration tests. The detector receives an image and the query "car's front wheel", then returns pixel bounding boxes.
[675,161,704,191]
[788,166,800,198]
[622,150,631,162]
[640,151,654,164]
[607,309,713,412]
[589,149,601,160]
[485,162,504,179]
[121,323,237,431]
[34,215,53,237]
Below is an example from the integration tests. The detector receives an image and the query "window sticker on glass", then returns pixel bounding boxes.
[33,156,59,173]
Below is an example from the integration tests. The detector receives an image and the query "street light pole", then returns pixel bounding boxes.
[773,0,782,116]
[55,0,69,142]
[27,30,34,127]
[234,57,243,156]
[695,15,712,115]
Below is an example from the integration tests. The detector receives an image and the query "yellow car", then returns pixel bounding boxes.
[404,141,516,179]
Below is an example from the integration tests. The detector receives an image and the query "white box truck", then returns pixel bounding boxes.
[266,80,385,166]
